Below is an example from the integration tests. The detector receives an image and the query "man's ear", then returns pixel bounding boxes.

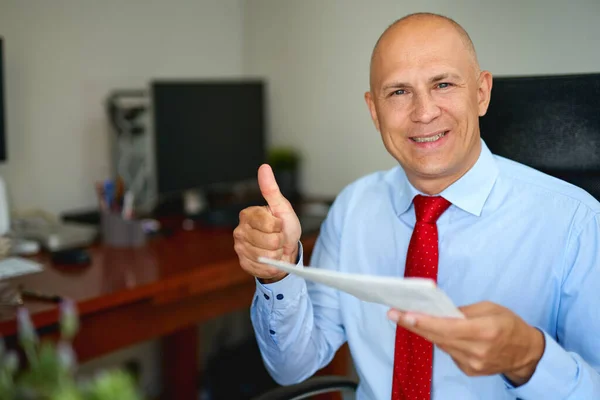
[477,71,493,117]
[364,91,381,132]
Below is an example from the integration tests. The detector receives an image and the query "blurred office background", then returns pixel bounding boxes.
[0,0,598,398]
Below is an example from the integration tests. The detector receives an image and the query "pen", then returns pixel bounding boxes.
[115,176,125,203]
[122,190,134,219]
[103,180,115,210]
[96,182,107,211]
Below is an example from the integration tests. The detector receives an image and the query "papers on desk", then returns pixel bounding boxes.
[0,257,44,280]
[258,257,464,318]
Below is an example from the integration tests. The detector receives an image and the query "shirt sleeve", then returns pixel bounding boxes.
[505,213,600,399]
[250,191,352,385]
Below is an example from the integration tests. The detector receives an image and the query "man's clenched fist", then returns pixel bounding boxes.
[233,164,301,283]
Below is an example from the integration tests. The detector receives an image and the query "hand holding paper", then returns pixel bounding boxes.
[258,257,464,318]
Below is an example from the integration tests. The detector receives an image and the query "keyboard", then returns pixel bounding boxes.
[12,219,98,251]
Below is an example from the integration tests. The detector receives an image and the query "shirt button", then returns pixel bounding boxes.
[269,329,276,335]
[276,294,284,300]
[263,294,270,300]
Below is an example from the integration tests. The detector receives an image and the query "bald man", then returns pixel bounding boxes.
[233,13,600,399]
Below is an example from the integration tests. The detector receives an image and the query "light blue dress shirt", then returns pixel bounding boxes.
[251,140,600,399]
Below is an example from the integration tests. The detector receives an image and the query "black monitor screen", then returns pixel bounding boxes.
[480,73,600,199]
[152,80,265,195]
[0,38,6,162]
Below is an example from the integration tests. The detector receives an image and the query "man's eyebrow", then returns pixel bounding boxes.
[430,73,461,83]
[381,81,412,91]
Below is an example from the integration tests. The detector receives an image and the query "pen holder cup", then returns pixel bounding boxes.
[101,212,146,248]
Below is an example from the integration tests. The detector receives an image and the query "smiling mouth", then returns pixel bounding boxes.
[410,131,448,143]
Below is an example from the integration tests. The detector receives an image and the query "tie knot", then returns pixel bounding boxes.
[413,195,451,224]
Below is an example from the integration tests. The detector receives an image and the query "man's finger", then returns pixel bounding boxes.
[258,164,293,215]
[245,229,285,251]
[458,301,499,317]
[388,309,482,341]
[246,208,284,233]
[242,258,287,280]
[245,245,284,265]
[394,320,481,350]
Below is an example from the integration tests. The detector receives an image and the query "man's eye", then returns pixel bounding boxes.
[438,82,452,89]
[392,89,406,96]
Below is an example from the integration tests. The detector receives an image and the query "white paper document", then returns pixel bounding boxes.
[0,257,43,280]
[258,257,464,318]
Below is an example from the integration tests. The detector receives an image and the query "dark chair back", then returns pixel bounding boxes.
[480,73,600,200]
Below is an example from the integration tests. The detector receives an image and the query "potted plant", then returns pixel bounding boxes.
[0,301,142,400]
[267,147,301,201]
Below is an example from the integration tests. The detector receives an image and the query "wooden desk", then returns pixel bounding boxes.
[0,224,349,399]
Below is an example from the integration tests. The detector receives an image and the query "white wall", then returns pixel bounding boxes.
[0,0,245,214]
[244,0,600,198]
[0,1,246,397]
[6,0,599,211]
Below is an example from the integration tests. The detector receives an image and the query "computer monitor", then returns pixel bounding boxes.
[152,80,266,197]
[480,73,600,199]
[0,37,6,162]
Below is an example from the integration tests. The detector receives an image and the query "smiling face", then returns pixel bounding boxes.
[365,16,493,194]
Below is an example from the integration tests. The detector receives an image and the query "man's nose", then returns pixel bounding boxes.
[410,92,441,124]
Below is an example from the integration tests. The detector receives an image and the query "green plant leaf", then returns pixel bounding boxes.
[85,370,142,400]
[9,302,141,400]
[267,147,300,171]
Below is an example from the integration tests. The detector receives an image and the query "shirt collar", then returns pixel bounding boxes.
[391,139,498,217]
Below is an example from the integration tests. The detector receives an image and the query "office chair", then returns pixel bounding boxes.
[480,73,600,201]
[252,376,358,400]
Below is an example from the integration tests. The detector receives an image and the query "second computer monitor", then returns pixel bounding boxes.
[152,80,266,196]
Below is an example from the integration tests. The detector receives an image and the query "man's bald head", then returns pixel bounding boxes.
[370,13,480,88]
[363,12,493,195]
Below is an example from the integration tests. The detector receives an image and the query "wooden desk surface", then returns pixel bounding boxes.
[1,228,236,326]
[0,222,351,400]
[0,224,318,355]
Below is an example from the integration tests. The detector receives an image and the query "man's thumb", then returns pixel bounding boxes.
[258,164,292,214]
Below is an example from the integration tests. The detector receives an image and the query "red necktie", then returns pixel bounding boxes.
[391,195,451,400]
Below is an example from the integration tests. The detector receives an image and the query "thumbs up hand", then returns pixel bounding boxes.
[234,164,301,283]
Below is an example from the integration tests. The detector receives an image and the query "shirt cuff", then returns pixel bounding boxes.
[504,329,579,398]
[254,241,306,311]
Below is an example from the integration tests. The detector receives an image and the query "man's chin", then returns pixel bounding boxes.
[408,161,453,178]
[403,162,462,191]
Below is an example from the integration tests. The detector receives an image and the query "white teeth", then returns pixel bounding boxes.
[411,132,446,143]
